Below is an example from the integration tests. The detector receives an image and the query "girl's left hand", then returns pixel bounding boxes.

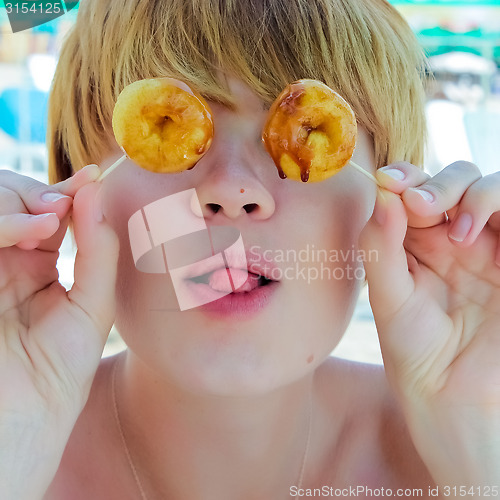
[360,161,500,490]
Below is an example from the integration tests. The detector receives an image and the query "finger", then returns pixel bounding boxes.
[447,172,500,246]
[68,182,119,342]
[0,213,59,248]
[35,211,71,252]
[54,164,101,197]
[0,188,71,253]
[401,161,482,229]
[0,186,27,215]
[0,175,72,252]
[359,189,415,325]
[34,165,99,252]
[0,169,72,218]
[16,239,42,251]
[376,161,430,195]
[11,210,71,253]
[376,163,444,228]
[487,211,500,232]
[496,234,500,267]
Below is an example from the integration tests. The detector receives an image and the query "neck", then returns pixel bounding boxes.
[113,350,315,500]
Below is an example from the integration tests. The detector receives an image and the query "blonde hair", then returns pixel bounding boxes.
[48,0,427,183]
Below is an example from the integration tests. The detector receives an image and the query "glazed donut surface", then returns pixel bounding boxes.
[262,79,357,183]
[112,78,214,173]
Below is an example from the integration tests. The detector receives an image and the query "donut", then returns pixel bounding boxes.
[262,79,357,183]
[112,78,214,173]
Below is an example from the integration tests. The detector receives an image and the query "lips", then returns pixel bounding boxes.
[192,267,269,293]
[178,247,280,317]
[182,248,276,280]
[184,248,279,292]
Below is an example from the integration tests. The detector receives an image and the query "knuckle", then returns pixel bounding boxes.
[22,179,47,197]
[0,170,49,198]
[463,175,500,207]
[425,180,448,197]
[424,161,483,201]
[448,160,482,179]
[0,187,24,214]
[482,171,500,186]
[0,169,15,183]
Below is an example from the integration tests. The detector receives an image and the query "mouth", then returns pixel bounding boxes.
[184,267,279,318]
[188,268,274,292]
[175,247,281,316]
[182,247,280,294]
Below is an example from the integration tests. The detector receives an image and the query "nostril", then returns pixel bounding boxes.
[243,203,258,214]
[207,203,222,214]
[205,203,260,216]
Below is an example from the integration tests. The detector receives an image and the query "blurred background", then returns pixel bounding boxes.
[1,1,499,363]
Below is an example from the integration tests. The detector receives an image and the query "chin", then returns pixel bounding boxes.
[163,333,335,397]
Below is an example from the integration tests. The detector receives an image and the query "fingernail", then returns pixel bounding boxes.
[372,191,387,226]
[32,213,57,220]
[81,164,101,181]
[409,188,435,204]
[41,191,71,203]
[449,212,472,242]
[379,168,406,181]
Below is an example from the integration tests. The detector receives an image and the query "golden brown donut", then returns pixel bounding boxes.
[112,78,214,173]
[262,79,357,183]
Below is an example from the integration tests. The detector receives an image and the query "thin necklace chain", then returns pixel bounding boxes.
[112,359,148,500]
[111,359,312,500]
[294,387,313,498]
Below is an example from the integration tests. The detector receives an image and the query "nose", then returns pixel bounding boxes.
[197,181,276,220]
[194,149,276,221]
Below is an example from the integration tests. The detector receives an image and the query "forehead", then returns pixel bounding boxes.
[216,76,269,112]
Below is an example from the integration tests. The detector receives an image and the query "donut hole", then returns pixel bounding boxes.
[297,125,313,145]
[312,118,343,157]
[150,113,178,139]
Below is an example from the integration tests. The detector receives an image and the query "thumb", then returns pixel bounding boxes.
[68,182,119,343]
[360,189,415,326]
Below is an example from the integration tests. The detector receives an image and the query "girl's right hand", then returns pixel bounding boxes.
[0,166,119,500]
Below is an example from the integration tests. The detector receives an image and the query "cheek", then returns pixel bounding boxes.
[290,168,374,271]
[321,170,374,298]
[100,165,183,333]
[281,170,375,350]
[98,159,375,395]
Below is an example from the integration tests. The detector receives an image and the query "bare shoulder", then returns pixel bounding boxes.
[315,355,386,399]
[312,357,435,493]
[44,353,134,500]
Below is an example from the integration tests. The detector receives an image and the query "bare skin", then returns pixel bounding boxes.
[44,80,433,500]
[46,354,434,500]
[2,78,500,500]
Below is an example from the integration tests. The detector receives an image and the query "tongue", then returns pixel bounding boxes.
[208,268,260,293]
